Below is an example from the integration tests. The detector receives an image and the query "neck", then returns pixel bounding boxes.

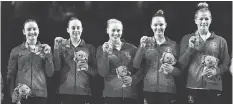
[198,29,209,35]
[154,33,165,42]
[26,40,37,46]
[110,39,121,45]
[71,38,81,46]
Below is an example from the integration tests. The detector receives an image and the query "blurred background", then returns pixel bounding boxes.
[1,1,232,104]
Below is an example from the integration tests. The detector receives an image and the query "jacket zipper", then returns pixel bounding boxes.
[156,56,159,92]
[119,51,124,99]
[31,53,33,90]
[71,47,77,93]
[156,46,163,92]
[122,87,124,100]
[75,60,77,92]
[116,50,124,100]
[200,52,205,88]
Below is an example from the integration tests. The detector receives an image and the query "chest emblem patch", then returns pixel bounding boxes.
[124,51,131,60]
[165,47,172,53]
[209,41,217,50]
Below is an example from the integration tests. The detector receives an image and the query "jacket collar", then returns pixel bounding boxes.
[20,41,41,50]
[194,31,216,40]
[153,36,173,46]
[66,38,86,48]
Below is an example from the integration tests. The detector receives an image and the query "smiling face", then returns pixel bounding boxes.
[107,23,123,43]
[67,19,83,41]
[195,11,212,32]
[23,21,39,44]
[151,16,167,36]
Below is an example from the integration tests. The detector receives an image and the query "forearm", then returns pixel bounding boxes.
[169,66,181,76]
[86,66,97,76]
[53,49,62,71]
[178,47,197,70]
[133,47,146,69]
[45,53,54,77]
[97,52,110,77]
[131,68,145,85]
[216,39,230,75]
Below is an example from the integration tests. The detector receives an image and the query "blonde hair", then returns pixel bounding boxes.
[107,18,123,28]
[23,19,38,29]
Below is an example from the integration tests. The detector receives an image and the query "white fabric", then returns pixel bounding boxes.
[200,32,211,41]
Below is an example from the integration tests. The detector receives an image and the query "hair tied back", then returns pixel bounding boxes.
[197,2,209,9]
[157,9,164,15]
[153,9,164,17]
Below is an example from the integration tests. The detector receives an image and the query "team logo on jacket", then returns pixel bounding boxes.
[188,95,194,103]
[165,47,172,53]
[209,41,217,50]
[124,52,131,59]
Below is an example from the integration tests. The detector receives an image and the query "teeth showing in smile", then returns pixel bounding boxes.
[155,30,163,32]
[201,24,207,26]
[73,32,79,36]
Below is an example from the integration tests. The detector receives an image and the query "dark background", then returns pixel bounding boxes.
[1,1,232,104]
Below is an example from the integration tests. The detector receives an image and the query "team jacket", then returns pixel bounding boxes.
[179,32,230,91]
[7,42,54,97]
[53,39,97,95]
[96,42,141,98]
[133,36,180,93]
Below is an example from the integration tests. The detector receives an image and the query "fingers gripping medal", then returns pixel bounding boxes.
[140,36,148,47]
[190,35,200,50]
[35,44,51,58]
[103,42,113,54]
[54,37,67,49]
[140,36,155,49]
[146,37,155,49]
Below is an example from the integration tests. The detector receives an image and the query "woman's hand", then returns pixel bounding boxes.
[54,37,64,49]
[77,61,88,71]
[140,36,148,47]
[189,36,196,48]
[102,42,113,54]
[43,44,51,54]
[160,63,174,74]
[164,63,174,73]
[122,76,132,86]
[202,67,217,77]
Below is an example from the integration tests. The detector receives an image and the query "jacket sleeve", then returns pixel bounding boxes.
[1,73,3,91]
[53,46,62,72]
[216,37,230,75]
[133,47,146,69]
[230,57,233,75]
[86,44,97,76]
[1,73,3,102]
[44,52,55,77]
[7,48,18,95]
[178,35,198,70]
[132,46,147,85]
[170,43,181,76]
[96,46,110,77]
